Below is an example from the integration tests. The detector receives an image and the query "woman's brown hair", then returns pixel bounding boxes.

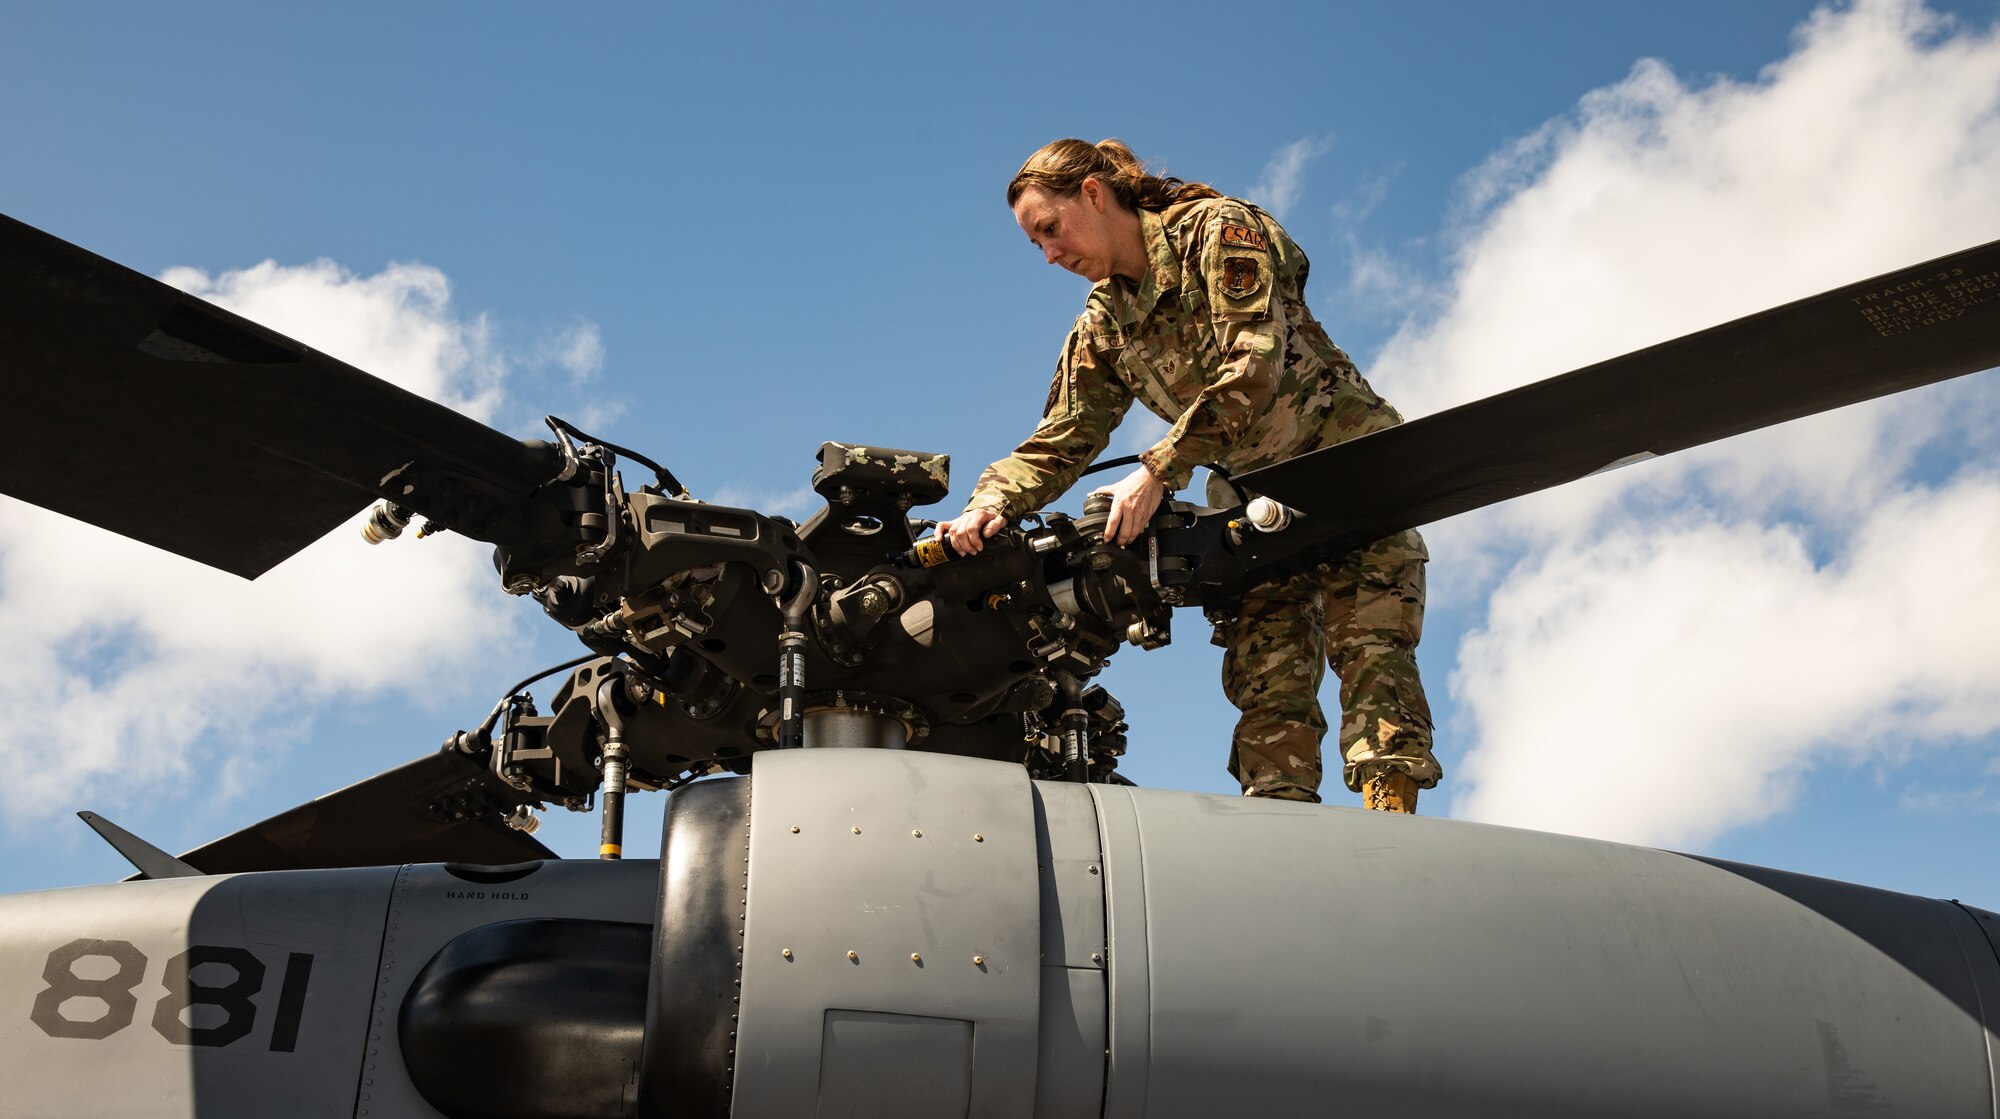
[1006,138,1221,212]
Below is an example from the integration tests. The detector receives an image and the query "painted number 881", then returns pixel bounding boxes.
[30,939,315,1051]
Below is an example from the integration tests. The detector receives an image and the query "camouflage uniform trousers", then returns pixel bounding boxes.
[1216,529,1438,801]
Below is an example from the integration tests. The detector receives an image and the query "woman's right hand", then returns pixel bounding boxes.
[935,507,1008,556]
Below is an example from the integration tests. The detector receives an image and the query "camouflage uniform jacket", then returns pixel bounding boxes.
[968,195,1407,521]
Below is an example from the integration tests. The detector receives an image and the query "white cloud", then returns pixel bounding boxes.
[0,258,563,825]
[536,321,620,430]
[1362,0,2000,846]
[1385,0,2000,423]
[1450,476,2000,846]
[1327,165,1419,314]
[1112,410,1171,457]
[1899,783,2000,814]
[160,259,508,422]
[706,483,820,520]
[545,320,605,383]
[1249,135,1334,221]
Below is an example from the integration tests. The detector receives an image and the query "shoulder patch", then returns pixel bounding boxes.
[1043,368,1063,417]
[1220,256,1263,298]
[1220,223,1269,252]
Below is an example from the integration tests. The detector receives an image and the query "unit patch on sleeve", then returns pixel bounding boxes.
[1220,224,1269,251]
[1221,256,1263,298]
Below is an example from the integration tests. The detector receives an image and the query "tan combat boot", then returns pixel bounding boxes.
[1361,769,1419,814]
[1250,785,1320,804]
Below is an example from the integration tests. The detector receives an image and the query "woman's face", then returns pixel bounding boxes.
[1012,179,1141,283]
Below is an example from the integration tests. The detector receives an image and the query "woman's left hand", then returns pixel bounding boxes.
[1096,463,1167,545]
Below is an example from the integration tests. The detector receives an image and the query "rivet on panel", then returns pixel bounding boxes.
[782,948,793,959]
[847,950,859,963]
[912,829,922,838]
[910,953,922,963]
[852,826,862,835]
[790,825,800,833]
[1088,864,1100,875]
[1091,953,1103,964]
[973,833,984,842]
[972,955,985,966]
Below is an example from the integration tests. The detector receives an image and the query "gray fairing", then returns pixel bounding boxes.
[0,859,658,1118]
[5,749,1995,1117]
[1085,785,2000,1117]
[697,750,2000,1118]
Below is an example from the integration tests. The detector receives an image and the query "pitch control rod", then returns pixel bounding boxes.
[595,675,631,860]
[775,562,818,748]
[1055,671,1089,783]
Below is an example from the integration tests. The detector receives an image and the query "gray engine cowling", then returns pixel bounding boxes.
[639,748,1999,1118]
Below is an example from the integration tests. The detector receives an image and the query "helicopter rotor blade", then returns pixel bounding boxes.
[1237,239,2000,539]
[76,811,203,880]
[0,213,555,579]
[174,747,555,874]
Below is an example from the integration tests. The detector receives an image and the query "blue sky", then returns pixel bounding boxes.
[3,0,1997,907]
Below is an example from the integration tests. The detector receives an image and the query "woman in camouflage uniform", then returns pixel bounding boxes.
[938,138,1438,812]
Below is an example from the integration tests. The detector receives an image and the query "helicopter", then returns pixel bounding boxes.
[2,210,1999,1117]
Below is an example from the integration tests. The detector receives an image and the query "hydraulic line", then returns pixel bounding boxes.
[546,415,688,497]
